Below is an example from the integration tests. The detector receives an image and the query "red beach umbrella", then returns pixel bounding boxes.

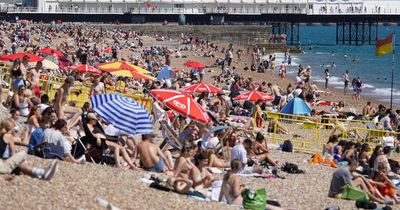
[69,64,102,74]
[149,89,211,123]
[234,90,273,101]
[102,47,112,53]
[182,82,221,94]
[183,61,205,69]
[38,48,64,58]
[1,52,43,62]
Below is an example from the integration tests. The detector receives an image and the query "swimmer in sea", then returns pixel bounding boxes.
[331,51,335,56]
[344,53,348,60]
[332,62,336,68]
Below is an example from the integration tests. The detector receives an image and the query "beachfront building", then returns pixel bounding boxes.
[5,0,400,15]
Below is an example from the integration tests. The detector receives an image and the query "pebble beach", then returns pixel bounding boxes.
[0,23,398,210]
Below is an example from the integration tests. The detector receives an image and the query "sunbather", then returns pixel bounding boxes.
[86,113,136,169]
[174,144,210,187]
[135,134,173,173]
[328,158,390,204]
[219,160,287,210]
[206,148,228,168]
[42,119,84,164]
[0,118,58,181]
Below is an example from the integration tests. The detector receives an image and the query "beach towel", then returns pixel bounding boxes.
[338,184,369,202]
[242,188,266,210]
[308,154,338,168]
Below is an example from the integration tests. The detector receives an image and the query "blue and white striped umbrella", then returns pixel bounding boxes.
[90,94,153,135]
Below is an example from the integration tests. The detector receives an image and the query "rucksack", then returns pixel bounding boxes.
[281,140,293,152]
[33,142,64,160]
[282,162,304,174]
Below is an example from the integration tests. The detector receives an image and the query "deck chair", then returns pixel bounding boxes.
[80,113,115,165]
[159,119,183,151]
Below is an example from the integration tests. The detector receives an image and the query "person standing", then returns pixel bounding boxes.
[355,77,363,101]
[279,61,286,80]
[343,70,349,95]
[324,68,330,90]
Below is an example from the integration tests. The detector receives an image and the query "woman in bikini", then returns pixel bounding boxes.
[54,76,81,129]
[174,144,210,188]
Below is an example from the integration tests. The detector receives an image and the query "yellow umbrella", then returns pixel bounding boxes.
[105,69,155,81]
[96,60,151,75]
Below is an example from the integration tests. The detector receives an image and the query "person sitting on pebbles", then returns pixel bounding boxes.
[134,133,174,173]
[0,118,58,181]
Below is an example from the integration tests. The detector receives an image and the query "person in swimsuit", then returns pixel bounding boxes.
[219,160,244,205]
[54,76,81,129]
[86,113,136,169]
[11,86,32,117]
[135,133,173,173]
[174,144,209,188]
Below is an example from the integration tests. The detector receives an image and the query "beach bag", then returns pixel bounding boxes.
[282,162,304,174]
[339,184,369,202]
[33,142,64,160]
[281,140,293,152]
[242,188,266,210]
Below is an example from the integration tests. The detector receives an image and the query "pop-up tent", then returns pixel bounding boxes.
[280,97,311,115]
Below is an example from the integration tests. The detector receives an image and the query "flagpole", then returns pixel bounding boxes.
[391,33,395,109]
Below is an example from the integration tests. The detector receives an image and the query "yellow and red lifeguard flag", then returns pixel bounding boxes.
[376,33,394,56]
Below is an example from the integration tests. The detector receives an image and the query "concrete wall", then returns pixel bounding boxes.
[99,24,272,45]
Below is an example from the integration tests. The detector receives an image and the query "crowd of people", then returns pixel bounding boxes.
[0,20,399,209]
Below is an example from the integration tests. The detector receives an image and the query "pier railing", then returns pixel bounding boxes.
[3,3,400,15]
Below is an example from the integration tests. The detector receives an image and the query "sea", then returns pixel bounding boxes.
[275,25,400,106]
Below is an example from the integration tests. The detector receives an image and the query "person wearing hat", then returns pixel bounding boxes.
[134,133,173,173]
[54,76,81,129]
[86,113,137,169]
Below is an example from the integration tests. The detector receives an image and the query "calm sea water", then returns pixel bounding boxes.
[285,25,400,105]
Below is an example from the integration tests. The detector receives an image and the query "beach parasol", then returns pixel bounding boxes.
[90,94,153,135]
[96,60,151,75]
[29,59,59,70]
[38,48,64,58]
[149,89,211,123]
[156,66,175,80]
[201,125,231,149]
[183,61,205,69]
[69,64,102,74]
[234,90,273,101]
[102,47,112,53]
[182,82,221,94]
[1,52,44,62]
[102,69,155,80]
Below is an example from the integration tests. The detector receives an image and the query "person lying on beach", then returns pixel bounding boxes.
[219,160,289,210]
[135,134,173,173]
[0,118,58,181]
[267,118,289,134]
[205,148,229,168]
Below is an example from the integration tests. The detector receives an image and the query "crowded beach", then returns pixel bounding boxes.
[0,20,399,210]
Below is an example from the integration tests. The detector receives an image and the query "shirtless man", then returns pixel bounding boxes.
[135,134,173,173]
[28,61,42,97]
[362,101,377,116]
[268,83,282,109]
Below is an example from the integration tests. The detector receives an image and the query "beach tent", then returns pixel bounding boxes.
[280,97,311,115]
[157,66,175,80]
